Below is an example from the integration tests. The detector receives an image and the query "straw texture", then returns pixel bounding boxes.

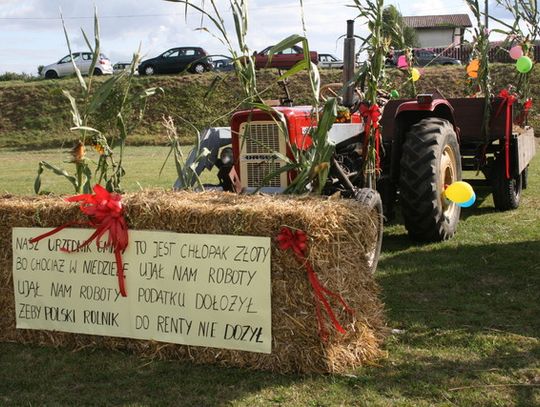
[0,191,386,373]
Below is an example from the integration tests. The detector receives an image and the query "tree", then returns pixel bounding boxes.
[382,5,418,49]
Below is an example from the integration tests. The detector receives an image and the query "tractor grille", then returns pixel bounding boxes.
[239,120,288,190]
[246,162,282,188]
[244,122,281,153]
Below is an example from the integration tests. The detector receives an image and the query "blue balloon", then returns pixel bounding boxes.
[458,193,476,208]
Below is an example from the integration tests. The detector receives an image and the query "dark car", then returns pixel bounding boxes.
[254,45,318,69]
[213,57,234,72]
[389,49,461,67]
[138,47,212,75]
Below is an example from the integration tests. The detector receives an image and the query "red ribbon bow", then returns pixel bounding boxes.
[30,184,129,297]
[496,89,517,179]
[359,103,382,169]
[277,226,353,341]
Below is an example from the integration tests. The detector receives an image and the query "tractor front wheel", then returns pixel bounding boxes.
[399,117,462,241]
[355,188,383,274]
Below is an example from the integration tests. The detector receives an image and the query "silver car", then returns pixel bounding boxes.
[42,52,113,79]
[318,53,343,69]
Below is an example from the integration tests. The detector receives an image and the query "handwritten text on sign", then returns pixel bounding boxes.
[12,227,272,353]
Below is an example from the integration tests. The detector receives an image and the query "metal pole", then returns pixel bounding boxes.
[342,20,356,107]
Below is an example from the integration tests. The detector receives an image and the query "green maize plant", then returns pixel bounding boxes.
[489,0,537,112]
[351,0,390,189]
[465,0,493,143]
[166,0,341,195]
[34,7,160,195]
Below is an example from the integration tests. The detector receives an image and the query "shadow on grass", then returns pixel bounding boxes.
[341,341,540,406]
[377,240,540,337]
[0,342,299,406]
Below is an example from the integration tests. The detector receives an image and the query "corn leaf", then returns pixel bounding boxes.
[61,11,87,94]
[35,161,78,194]
[277,59,308,81]
[268,34,306,62]
[62,90,82,128]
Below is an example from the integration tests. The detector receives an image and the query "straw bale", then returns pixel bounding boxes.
[0,191,386,373]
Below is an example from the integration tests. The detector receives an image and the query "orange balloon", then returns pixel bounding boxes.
[467,59,479,78]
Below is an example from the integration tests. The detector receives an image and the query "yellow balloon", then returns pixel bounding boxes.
[411,68,420,82]
[444,181,475,204]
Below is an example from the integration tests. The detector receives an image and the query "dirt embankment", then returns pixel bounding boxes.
[0,65,537,149]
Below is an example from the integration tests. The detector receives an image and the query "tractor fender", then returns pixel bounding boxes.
[389,98,458,184]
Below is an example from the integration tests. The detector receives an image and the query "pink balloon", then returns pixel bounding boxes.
[509,45,523,60]
[397,55,408,68]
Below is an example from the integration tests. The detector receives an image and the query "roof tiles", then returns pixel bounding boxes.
[403,14,473,28]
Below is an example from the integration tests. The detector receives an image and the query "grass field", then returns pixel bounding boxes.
[0,144,539,405]
[0,146,214,195]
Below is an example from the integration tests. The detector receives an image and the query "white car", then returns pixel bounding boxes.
[42,52,113,79]
[318,53,343,69]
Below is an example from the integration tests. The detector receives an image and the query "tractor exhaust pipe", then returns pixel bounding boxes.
[342,20,356,108]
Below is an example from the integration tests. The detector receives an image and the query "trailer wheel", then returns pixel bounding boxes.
[399,117,461,241]
[491,157,522,210]
[355,188,383,274]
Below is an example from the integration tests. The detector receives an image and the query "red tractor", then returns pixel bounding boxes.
[178,22,536,271]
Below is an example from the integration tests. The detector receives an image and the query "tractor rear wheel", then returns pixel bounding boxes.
[355,188,383,274]
[491,156,522,210]
[399,117,461,241]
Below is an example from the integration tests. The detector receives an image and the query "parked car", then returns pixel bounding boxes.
[253,45,318,69]
[42,52,113,79]
[318,53,343,69]
[113,62,135,74]
[137,47,212,75]
[213,57,234,72]
[389,49,462,67]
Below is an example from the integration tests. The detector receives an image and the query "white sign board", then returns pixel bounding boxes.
[12,227,272,353]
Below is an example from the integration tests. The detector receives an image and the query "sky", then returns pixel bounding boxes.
[0,0,516,74]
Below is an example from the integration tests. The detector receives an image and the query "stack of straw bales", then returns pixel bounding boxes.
[0,191,386,373]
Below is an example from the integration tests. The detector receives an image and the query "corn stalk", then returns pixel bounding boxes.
[465,0,492,142]
[166,0,332,194]
[489,0,538,105]
[351,0,389,188]
[34,8,160,194]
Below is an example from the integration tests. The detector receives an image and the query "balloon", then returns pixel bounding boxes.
[390,90,400,99]
[466,59,479,78]
[516,56,533,73]
[457,193,476,208]
[444,181,475,204]
[397,55,408,69]
[411,68,420,82]
[509,45,523,60]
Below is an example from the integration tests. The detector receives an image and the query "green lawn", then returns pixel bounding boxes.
[0,147,539,406]
[0,146,216,195]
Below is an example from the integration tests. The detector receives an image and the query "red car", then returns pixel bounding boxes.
[254,45,318,69]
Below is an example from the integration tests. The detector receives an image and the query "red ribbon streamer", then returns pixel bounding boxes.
[30,184,129,297]
[360,103,382,169]
[496,89,517,179]
[276,226,353,341]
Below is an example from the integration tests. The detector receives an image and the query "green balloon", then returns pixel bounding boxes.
[390,90,400,99]
[516,56,533,73]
